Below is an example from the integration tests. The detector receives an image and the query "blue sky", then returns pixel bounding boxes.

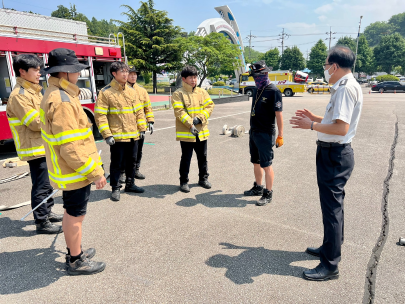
[6,0,405,55]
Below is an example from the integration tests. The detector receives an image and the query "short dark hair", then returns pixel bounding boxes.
[181,66,198,78]
[328,46,355,69]
[13,54,42,77]
[110,61,129,76]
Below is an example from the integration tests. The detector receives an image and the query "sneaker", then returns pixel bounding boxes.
[66,248,96,269]
[180,183,190,193]
[134,170,145,180]
[67,255,106,276]
[36,220,63,234]
[48,211,63,223]
[244,182,264,196]
[118,172,126,184]
[256,189,273,206]
[198,180,212,189]
[111,189,121,201]
[124,184,145,193]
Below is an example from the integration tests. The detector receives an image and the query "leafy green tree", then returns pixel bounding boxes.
[280,46,305,71]
[374,33,405,74]
[335,36,356,51]
[178,32,242,87]
[51,5,71,19]
[307,39,328,76]
[244,47,263,63]
[355,35,375,75]
[364,21,393,47]
[388,12,405,38]
[262,48,280,70]
[115,1,183,92]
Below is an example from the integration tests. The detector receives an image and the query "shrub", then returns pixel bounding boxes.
[376,75,399,82]
[144,72,152,84]
[213,81,225,86]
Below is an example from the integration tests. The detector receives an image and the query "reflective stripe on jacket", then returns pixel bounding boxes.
[6,77,45,161]
[95,79,146,142]
[40,77,104,191]
[171,81,214,142]
[132,83,154,123]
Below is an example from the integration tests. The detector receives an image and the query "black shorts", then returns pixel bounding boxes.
[62,184,91,217]
[249,130,275,168]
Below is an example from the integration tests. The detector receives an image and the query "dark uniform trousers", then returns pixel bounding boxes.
[110,139,138,190]
[179,138,209,184]
[28,157,54,223]
[135,137,145,170]
[316,142,354,271]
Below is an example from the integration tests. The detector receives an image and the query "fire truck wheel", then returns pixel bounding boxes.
[245,89,253,97]
[308,88,314,94]
[284,89,293,97]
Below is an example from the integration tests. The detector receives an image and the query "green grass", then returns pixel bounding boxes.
[207,88,234,95]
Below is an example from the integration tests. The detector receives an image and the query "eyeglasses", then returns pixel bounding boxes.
[323,63,334,70]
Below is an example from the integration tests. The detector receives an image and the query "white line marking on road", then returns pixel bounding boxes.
[153,111,250,132]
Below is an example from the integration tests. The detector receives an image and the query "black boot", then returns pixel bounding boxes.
[244,182,264,196]
[66,248,96,268]
[180,183,190,193]
[256,189,273,206]
[48,211,63,223]
[111,189,121,201]
[198,180,212,189]
[36,220,63,234]
[124,178,145,193]
[134,169,145,180]
[67,254,106,276]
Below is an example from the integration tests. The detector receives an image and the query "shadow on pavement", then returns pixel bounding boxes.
[0,234,65,295]
[176,190,254,208]
[0,140,18,161]
[0,217,39,240]
[129,184,180,199]
[206,243,318,284]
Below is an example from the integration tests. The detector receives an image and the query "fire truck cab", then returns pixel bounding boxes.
[0,9,124,144]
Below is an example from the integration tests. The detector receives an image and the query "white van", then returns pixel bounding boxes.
[399,77,405,85]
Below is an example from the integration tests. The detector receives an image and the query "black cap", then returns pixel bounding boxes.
[44,48,89,74]
[249,60,273,76]
[128,65,139,74]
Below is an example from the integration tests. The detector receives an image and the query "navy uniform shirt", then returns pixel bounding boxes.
[250,83,283,133]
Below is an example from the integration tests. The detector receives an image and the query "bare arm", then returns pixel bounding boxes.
[290,114,349,136]
[275,111,284,137]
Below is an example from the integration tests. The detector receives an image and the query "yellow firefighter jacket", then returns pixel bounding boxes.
[95,79,146,142]
[131,83,154,123]
[6,77,45,161]
[40,77,104,191]
[171,81,214,142]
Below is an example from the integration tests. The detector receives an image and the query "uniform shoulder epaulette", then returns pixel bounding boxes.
[59,89,71,102]
[101,85,111,92]
[339,79,348,86]
[18,87,25,95]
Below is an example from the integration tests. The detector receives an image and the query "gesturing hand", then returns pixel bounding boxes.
[295,108,315,121]
[190,125,199,136]
[290,114,312,130]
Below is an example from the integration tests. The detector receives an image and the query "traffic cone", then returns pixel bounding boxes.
[369,90,371,94]
[395,90,396,94]
[381,90,383,94]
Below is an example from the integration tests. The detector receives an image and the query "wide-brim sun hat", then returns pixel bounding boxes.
[249,60,273,76]
[44,48,89,74]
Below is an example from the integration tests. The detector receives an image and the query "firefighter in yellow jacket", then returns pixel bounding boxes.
[171,66,215,193]
[95,62,147,202]
[7,54,63,234]
[41,48,107,276]
[126,65,154,180]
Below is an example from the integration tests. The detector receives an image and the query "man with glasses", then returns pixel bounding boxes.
[290,46,363,281]
[95,62,147,201]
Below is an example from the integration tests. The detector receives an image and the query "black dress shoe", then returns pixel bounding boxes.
[134,170,145,180]
[306,246,321,257]
[303,263,339,281]
[48,211,63,223]
[36,220,63,234]
[198,180,212,189]
[180,183,190,193]
[111,189,120,201]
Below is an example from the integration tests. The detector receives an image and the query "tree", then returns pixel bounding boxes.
[51,5,71,19]
[388,12,405,38]
[364,21,393,47]
[262,48,280,70]
[374,33,405,74]
[116,1,183,92]
[178,32,242,87]
[244,47,263,63]
[335,36,356,51]
[307,40,328,76]
[280,46,305,71]
[355,35,375,75]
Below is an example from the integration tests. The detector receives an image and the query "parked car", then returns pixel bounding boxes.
[307,81,331,93]
[200,78,213,90]
[371,81,405,93]
[228,79,239,88]
[399,77,405,85]
[307,78,313,83]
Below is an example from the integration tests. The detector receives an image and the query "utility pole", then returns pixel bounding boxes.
[2,0,5,9]
[325,27,336,50]
[353,16,363,77]
[306,49,310,61]
[279,28,289,56]
[245,30,256,60]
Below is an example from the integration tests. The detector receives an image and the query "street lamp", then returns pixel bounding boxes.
[353,16,363,77]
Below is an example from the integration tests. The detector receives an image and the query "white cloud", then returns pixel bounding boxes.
[314,3,334,14]
[318,15,327,21]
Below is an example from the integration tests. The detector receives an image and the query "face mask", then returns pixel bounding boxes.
[324,65,335,83]
[253,73,270,90]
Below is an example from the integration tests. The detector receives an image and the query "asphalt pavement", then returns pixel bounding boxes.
[0,88,404,303]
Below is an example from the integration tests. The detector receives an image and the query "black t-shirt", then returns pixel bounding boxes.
[250,84,283,133]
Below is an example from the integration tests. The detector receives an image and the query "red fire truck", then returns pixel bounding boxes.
[0,9,125,144]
